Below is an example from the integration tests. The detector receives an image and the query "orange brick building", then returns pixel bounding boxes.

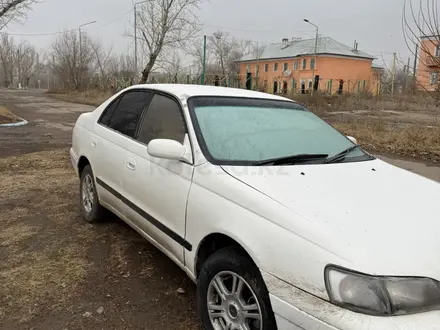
[238,37,382,95]
[416,36,440,91]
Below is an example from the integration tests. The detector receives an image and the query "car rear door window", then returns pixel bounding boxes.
[107,91,153,138]
[137,94,186,145]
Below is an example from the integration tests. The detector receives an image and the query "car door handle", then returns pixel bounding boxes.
[92,138,97,148]
[126,159,136,171]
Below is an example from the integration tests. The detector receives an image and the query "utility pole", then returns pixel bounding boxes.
[17,49,20,88]
[78,21,97,88]
[391,52,397,96]
[405,57,411,91]
[413,43,419,90]
[201,35,207,85]
[47,59,50,90]
[303,19,319,96]
[52,54,55,88]
[134,7,138,78]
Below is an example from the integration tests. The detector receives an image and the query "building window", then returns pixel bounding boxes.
[283,63,288,71]
[274,63,279,72]
[308,79,313,89]
[436,46,440,57]
[255,64,260,76]
[310,58,315,70]
[292,79,297,91]
[302,59,307,70]
[264,63,269,72]
[293,60,299,70]
[246,64,251,73]
[430,72,438,84]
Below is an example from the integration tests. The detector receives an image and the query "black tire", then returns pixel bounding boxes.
[197,247,277,330]
[79,165,107,223]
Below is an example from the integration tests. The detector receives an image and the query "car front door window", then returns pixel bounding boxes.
[137,93,187,145]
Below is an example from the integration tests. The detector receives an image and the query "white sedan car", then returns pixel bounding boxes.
[71,84,440,330]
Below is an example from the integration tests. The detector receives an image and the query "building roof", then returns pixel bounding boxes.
[372,62,385,70]
[129,84,292,101]
[239,37,375,62]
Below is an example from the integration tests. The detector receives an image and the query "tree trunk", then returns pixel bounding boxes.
[140,56,156,84]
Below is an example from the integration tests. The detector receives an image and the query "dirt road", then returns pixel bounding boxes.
[1,89,440,330]
[0,89,199,330]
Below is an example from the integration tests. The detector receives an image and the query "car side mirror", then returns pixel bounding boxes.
[147,139,186,161]
[347,136,357,144]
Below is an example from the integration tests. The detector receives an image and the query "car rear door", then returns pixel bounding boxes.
[92,90,153,215]
[121,92,194,265]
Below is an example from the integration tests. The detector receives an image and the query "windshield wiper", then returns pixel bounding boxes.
[253,153,329,166]
[325,145,360,164]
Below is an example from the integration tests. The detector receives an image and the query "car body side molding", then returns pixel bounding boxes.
[96,177,192,251]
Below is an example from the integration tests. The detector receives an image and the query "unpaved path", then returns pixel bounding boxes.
[0,89,199,330]
[1,88,440,330]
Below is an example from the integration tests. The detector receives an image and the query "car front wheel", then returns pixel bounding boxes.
[197,247,277,330]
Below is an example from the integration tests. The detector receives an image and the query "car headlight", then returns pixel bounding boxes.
[325,265,440,316]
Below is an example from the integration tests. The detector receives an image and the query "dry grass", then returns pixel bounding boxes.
[293,93,440,114]
[0,148,201,329]
[48,89,112,107]
[0,245,89,322]
[333,120,440,162]
[0,105,21,124]
[0,223,40,247]
[0,149,91,322]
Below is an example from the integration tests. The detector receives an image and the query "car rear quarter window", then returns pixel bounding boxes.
[99,98,120,126]
[137,94,186,145]
[106,91,153,138]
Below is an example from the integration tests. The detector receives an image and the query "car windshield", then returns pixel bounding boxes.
[188,96,372,165]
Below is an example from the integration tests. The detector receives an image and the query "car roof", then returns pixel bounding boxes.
[129,84,294,102]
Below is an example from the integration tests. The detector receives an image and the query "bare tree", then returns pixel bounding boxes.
[189,37,210,75]
[90,40,113,88]
[51,31,96,89]
[0,33,38,87]
[136,0,202,83]
[15,40,38,87]
[0,33,14,86]
[403,0,440,93]
[209,31,238,75]
[0,0,39,30]
[251,42,266,60]
[208,31,258,76]
[108,53,135,79]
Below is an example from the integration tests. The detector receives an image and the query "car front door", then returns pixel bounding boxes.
[92,90,153,215]
[121,92,194,265]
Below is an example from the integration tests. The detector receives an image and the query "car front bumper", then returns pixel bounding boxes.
[70,147,79,176]
[262,271,440,330]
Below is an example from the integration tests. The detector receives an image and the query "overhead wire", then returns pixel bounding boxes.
[2,8,134,36]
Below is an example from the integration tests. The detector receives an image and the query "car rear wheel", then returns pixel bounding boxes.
[80,165,106,223]
[197,247,277,330]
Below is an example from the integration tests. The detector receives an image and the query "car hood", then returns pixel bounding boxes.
[221,159,440,279]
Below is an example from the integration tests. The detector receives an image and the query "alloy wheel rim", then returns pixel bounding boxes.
[207,271,263,330]
[82,174,94,213]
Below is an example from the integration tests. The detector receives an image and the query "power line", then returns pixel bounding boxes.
[200,24,314,34]
[2,12,313,38]
[2,9,133,37]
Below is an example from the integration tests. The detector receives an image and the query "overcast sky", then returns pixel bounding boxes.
[5,0,412,68]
